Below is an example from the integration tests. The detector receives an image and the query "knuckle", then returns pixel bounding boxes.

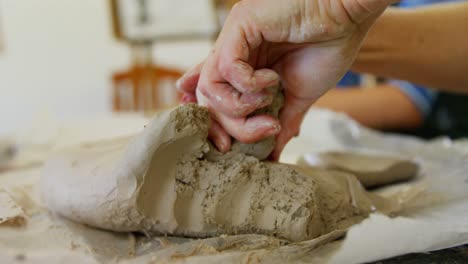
[231,110,248,118]
[231,1,247,15]
[198,85,210,98]
[231,102,251,117]
[218,61,231,81]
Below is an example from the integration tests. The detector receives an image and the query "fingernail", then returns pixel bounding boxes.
[255,71,279,90]
[263,71,279,84]
[257,95,273,108]
[265,123,281,136]
[219,143,229,153]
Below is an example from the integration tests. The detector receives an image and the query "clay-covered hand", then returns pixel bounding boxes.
[178,0,392,160]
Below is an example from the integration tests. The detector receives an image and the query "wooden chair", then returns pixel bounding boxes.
[112,61,182,112]
[110,0,238,112]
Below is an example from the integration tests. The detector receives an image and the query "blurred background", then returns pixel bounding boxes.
[1,0,465,143]
[0,0,237,136]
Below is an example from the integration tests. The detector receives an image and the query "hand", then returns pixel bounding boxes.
[178,0,392,160]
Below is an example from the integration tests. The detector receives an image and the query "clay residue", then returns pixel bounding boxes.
[172,153,321,241]
[42,104,382,243]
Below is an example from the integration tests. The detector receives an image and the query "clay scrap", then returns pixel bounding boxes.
[301,152,419,188]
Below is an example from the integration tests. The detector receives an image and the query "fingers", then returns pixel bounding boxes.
[178,1,284,149]
[209,114,279,153]
[198,87,280,144]
[216,112,281,144]
[209,119,232,153]
[179,60,278,117]
[215,3,280,94]
[271,93,313,161]
[198,81,274,118]
[176,61,204,94]
[219,59,280,93]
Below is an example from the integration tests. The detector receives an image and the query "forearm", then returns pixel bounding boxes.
[314,85,423,130]
[353,2,468,93]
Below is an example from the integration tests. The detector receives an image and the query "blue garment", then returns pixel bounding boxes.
[337,72,361,87]
[388,80,437,117]
[399,0,462,7]
[337,0,461,118]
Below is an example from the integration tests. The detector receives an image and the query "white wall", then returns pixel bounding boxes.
[0,0,212,136]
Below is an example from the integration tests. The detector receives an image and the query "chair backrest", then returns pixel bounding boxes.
[112,62,183,112]
[110,0,238,112]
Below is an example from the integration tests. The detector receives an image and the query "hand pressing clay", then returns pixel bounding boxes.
[41,104,388,242]
[301,152,419,188]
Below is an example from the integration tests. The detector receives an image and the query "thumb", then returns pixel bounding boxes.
[271,94,313,161]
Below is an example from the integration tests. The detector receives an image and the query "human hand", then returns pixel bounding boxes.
[178,0,392,160]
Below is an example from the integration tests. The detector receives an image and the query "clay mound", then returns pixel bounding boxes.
[41,104,386,242]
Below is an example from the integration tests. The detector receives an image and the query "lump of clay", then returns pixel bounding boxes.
[301,152,419,188]
[41,104,386,242]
